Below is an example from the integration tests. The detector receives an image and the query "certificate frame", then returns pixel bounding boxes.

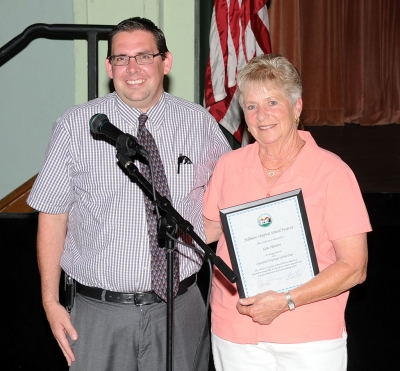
[220,189,319,298]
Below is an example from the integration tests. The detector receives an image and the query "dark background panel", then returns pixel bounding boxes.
[2,213,68,371]
[345,193,400,371]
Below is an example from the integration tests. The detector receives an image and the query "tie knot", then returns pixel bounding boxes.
[139,114,148,127]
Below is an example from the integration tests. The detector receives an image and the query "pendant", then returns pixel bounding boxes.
[268,171,274,177]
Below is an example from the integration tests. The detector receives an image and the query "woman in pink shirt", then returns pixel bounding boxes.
[203,54,371,371]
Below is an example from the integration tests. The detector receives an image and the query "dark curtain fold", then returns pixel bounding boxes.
[268,0,400,126]
[343,0,400,125]
[299,0,344,125]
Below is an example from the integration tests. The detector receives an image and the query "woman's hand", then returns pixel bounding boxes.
[237,233,368,325]
[236,291,288,325]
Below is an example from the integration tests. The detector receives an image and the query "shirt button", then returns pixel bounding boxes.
[266,193,270,197]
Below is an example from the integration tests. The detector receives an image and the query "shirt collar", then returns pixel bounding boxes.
[293,130,319,179]
[114,91,166,132]
[243,130,319,180]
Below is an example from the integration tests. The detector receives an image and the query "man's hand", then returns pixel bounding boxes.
[44,300,78,366]
[236,290,287,325]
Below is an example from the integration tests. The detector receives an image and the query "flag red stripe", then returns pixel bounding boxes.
[229,0,241,58]
[215,0,229,68]
[251,11,272,53]
[209,85,236,124]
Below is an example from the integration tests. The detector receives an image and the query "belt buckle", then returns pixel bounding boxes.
[134,292,148,306]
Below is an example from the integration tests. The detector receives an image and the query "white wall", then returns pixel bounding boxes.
[73,0,197,104]
[0,0,75,199]
[0,0,198,200]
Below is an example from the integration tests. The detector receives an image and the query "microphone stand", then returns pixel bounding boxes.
[116,152,237,371]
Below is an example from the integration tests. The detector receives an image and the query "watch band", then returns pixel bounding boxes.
[285,291,295,310]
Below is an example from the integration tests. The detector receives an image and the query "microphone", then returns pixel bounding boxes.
[90,113,148,156]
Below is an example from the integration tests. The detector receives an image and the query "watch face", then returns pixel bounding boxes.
[285,291,295,310]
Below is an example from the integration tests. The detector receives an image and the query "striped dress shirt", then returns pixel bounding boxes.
[28,91,231,292]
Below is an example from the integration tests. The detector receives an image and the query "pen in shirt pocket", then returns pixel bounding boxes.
[177,154,192,174]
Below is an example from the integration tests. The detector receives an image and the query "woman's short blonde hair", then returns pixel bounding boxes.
[236,54,302,107]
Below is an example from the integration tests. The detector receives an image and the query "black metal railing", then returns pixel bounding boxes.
[0,23,114,100]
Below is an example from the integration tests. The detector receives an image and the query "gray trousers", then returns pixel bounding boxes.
[69,283,209,371]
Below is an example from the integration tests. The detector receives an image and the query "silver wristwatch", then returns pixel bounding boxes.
[285,291,295,310]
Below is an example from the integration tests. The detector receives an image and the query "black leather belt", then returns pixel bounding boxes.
[75,273,196,305]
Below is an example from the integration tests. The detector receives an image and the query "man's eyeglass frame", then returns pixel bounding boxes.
[108,53,165,66]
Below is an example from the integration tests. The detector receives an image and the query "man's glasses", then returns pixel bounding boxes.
[108,53,164,66]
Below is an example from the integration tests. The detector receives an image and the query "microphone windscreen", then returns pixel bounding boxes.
[90,113,109,134]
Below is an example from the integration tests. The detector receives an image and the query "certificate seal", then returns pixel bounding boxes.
[257,214,272,227]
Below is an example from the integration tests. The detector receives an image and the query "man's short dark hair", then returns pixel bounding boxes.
[107,17,168,59]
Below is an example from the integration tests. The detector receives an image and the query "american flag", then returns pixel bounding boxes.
[204,0,272,144]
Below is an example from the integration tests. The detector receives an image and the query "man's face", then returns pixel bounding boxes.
[105,30,172,112]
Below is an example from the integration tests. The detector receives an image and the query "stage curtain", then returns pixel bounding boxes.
[343,0,400,125]
[268,0,400,126]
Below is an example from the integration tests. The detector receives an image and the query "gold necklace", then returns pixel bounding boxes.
[261,143,305,177]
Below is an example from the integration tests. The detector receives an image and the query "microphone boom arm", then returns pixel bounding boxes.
[116,152,238,284]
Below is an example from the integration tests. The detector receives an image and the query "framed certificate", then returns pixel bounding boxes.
[220,189,319,298]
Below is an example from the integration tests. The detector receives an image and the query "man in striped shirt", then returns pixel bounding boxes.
[28,17,231,371]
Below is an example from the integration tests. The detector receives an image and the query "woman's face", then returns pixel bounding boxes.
[242,82,302,149]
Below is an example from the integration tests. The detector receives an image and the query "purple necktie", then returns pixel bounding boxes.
[137,114,179,301]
